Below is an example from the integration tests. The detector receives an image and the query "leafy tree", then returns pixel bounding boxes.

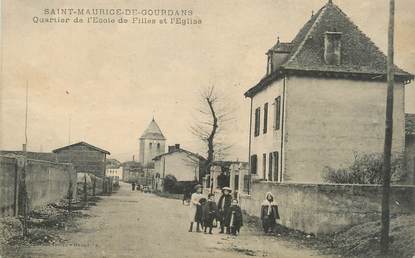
[322,153,406,184]
[163,174,177,193]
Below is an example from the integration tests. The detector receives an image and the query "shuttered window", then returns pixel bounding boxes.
[254,107,261,137]
[275,96,281,130]
[250,155,258,174]
[263,103,268,134]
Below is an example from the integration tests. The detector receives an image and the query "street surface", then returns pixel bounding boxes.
[5,183,329,258]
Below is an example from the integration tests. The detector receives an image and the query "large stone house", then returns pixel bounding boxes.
[53,141,110,178]
[244,0,413,183]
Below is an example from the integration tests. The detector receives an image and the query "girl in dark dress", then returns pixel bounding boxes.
[227,199,243,236]
[217,187,232,234]
[195,197,207,230]
[260,192,280,234]
[202,193,219,234]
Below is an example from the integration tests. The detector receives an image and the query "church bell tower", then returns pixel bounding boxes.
[139,118,166,167]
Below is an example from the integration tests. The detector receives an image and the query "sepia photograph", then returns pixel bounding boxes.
[0,0,414,257]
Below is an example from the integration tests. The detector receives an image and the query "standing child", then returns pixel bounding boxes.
[218,187,232,234]
[188,184,205,232]
[260,192,280,234]
[202,193,219,234]
[196,197,207,230]
[227,199,243,236]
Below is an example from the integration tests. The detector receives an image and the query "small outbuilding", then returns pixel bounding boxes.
[153,144,205,182]
[53,141,110,178]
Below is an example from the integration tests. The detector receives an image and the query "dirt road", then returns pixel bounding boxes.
[4,183,329,258]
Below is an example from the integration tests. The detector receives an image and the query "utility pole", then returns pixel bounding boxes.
[22,80,29,236]
[380,0,395,255]
[68,114,71,145]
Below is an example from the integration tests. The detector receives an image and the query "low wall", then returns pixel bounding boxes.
[0,157,18,216]
[0,155,77,217]
[239,182,415,235]
[25,159,77,210]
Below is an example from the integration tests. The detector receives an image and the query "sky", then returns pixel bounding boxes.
[1,0,415,162]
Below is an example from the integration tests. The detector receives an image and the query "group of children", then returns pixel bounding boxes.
[188,185,281,236]
[188,185,243,236]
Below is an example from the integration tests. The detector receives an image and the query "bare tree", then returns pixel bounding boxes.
[190,86,233,183]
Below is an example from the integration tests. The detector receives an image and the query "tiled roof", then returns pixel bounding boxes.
[140,119,166,140]
[245,1,414,97]
[269,42,294,53]
[53,141,110,155]
[153,148,205,161]
[405,114,415,135]
[0,151,58,162]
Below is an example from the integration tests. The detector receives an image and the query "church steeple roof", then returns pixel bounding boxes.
[140,119,166,140]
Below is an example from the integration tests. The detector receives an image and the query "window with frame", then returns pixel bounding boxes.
[250,155,258,174]
[254,107,261,137]
[268,152,273,181]
[263,103,268,134]
[274,96,281,130]
[273,151,279,182]
[262,153,267,179]
[149,143,153,149]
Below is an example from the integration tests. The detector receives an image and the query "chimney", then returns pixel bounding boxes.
[324,31,342,65]
[168,144,181,153]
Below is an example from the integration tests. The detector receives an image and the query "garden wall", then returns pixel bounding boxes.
[0,155,77,217]
[239,181,415,235]
[0,156,18,216]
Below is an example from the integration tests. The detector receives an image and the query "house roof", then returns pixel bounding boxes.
[153,148,205,161]
[52,141,110,155]
[140,119,166,140]
[121,160,142,167]
[245,0,414,98]
[0,151,57,162]
[405,114,415,135]
[268,41,294,53]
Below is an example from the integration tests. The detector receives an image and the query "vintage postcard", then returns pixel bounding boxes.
[1,0,414,257]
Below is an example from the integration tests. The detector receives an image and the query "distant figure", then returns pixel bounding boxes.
[217,172,228,189]
[260,192,280,234]
[202,193,219,234]
[182,184,192,205]
[188,184,204,232]
[218,187,232,234]
[227,199,243,236]
[131,182,136,191]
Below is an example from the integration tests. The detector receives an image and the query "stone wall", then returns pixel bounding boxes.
[25,159,77,210]
[0,155,77,217]
[239,181,415,235]
[0,156,18,216]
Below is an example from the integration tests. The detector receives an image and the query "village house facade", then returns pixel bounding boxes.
[153,144,205,182]
[121,160,142,182]
[106,167,123,180]
[245,0,414,183]
[139,118,166,167]
[53,141,110,178]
